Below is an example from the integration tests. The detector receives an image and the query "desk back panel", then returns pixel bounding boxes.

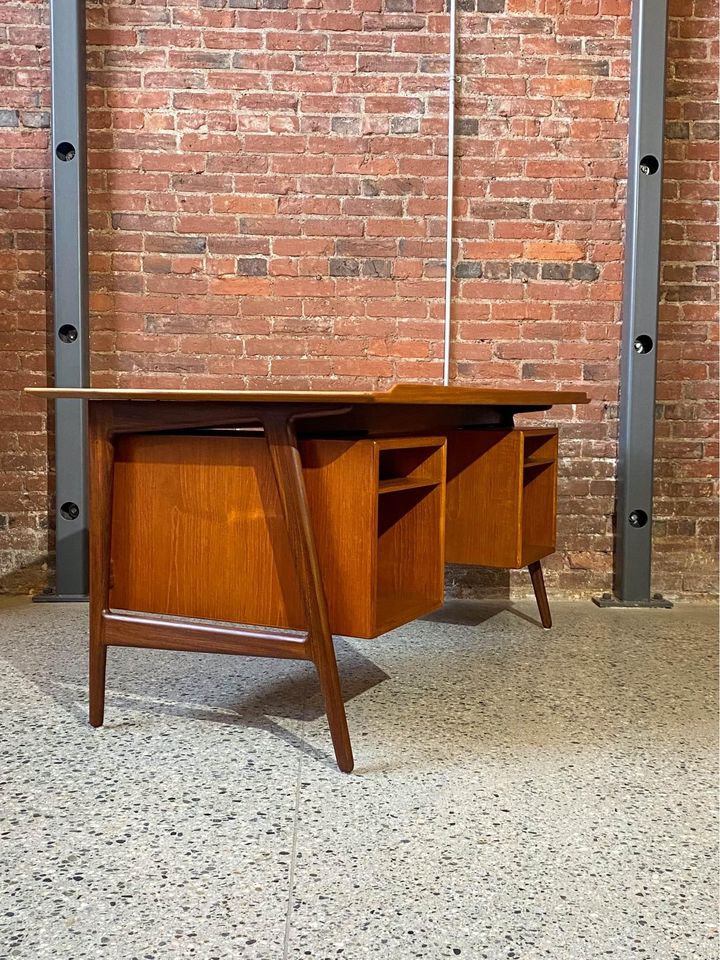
[445,428,558,569]
[109,433,446,639]
[110,435,306,630]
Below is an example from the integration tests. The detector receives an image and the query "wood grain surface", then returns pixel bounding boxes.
[26,382,589,407]
[110,433,447,640]
[445,428,558,569]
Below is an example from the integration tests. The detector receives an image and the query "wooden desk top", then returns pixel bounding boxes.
[27,383,588,407]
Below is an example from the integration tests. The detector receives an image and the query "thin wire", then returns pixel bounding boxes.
[442,0,457,387]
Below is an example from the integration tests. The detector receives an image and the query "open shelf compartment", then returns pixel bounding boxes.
[522,429,558,466]
[445,427,558,570]
[301,435,447,638]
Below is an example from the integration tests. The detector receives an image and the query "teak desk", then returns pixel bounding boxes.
[28,384,588,772]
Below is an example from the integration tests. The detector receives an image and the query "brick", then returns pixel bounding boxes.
[541,263,572,281]
[511,262,539,281]
[362,259,393,278]
[390,117,420,135]
[236,258,268,276]
[456,262,483,279]
[525,242,585,261]
[331,117,361,136]
[572,262,601,281]
[463,240,524,259]
[329,258,360,277]
[484,262,513,280]
[19,111,50,128]
[456,118,480,136]
[209,276,270,295]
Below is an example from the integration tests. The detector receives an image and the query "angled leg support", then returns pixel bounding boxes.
[264,412,354,773]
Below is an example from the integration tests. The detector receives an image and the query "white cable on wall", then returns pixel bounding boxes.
[442,0,457,387]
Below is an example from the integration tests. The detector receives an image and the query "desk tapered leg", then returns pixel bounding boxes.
[528,560,552,629]
[88,403,114,726]
[264,413,354,773]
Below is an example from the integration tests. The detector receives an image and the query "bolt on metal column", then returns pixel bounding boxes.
[594,0,672,609]
[37,0,90,600]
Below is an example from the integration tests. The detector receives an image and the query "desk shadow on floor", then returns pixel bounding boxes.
[423,598,543,629]
[8,627,390,768]
[222,640,390,724]
[3,601,718,768]
[108,639,389,767]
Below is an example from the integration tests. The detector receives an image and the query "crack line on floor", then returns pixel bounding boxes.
[282,676,307,960]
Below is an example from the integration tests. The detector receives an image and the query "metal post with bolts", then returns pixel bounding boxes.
[594,0,672,609]
[35,0,90,601]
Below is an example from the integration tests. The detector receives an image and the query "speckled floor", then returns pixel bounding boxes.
[0,597,717,960]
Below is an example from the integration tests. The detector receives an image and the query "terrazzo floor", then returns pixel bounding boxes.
[0,596,717,960]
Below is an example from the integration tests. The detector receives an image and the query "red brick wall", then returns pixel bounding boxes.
[656,0,719,597]
[1,0,52,593]
[2,0,717,598]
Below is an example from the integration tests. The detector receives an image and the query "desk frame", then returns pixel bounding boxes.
[30,385,588,772]
[89,400,361,771]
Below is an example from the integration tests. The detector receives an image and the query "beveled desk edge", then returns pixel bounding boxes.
[26,382,590,407]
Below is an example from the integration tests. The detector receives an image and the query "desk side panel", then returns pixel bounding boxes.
[301,439,377,639]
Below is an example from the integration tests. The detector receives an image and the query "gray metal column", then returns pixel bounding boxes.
[45,0,90,600]
[595,0,672,608]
